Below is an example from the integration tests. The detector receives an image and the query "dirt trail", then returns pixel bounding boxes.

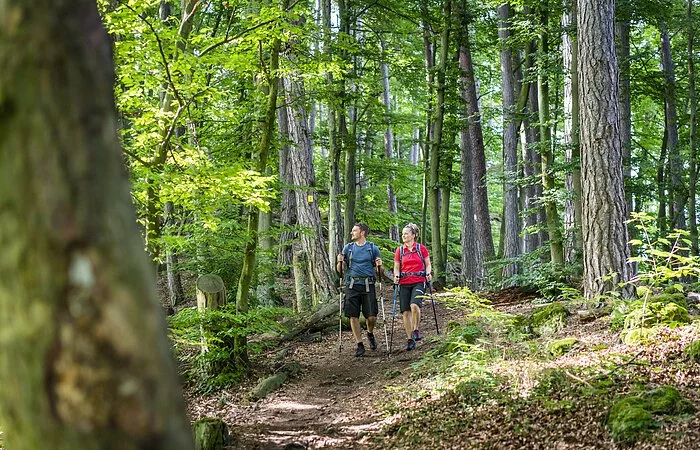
[187,284,463,449]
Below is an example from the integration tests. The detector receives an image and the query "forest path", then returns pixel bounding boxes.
[187,282,469,449]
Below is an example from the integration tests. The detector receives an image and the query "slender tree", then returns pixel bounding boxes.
[578,0,633,298]
[0,1,194,448]
[499,1,520,278]
[688,0,698,254]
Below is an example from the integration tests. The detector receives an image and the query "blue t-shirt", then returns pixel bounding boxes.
[342,242,380,285]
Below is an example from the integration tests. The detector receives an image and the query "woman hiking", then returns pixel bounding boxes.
[393,223,432,351]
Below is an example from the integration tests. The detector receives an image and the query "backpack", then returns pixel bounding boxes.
[398,243,426,276]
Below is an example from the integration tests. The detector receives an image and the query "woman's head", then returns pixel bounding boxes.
[401,223,419,243]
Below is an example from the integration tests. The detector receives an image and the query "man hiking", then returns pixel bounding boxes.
[336,223,382,357]
[393,223,432,351]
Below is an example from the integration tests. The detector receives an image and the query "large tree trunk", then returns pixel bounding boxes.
[661,26,685,230]
[563,1,583,264]
[688,0,698,255]
[616,13,632,223]
[538,9,565,266]
[277,98,296,272]
[457,6,493,280]
[283,76,337,304]
[0,2,194,448]
[499,2,520,279]
[578,0,633,298]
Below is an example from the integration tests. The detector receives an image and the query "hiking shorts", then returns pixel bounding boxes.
[399,282,425,313]
[344,284,378,318]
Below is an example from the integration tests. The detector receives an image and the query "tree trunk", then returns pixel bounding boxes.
[256,208,278,307]
[283,75,337,304]
[616,13,632,224]
[578,0,633,298]
[235,18,283,366]
[380,37,400,242]
[323,0,344,264]
[0,2,194,448]
[428,0,451,283]
[688,0,698,255]
[145,0,200,261]
[164,201,185,309]
[457,10,494,277]
[277,94,296,272]
[661,26,685,230]
[538,9,565,266]
[563,2,583,264]
[192,418,228,450]
[292,247,312,313]
[421,10,435,243]
[197,274,227,311]
[499,2,520,279]
[339,0,356,241]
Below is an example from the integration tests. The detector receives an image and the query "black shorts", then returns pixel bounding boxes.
[399,282,425,313]
[344,284,378,318]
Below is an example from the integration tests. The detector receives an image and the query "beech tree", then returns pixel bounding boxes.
[0,1,193,448]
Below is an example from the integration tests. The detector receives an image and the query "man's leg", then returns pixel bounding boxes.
[350,316,362,343]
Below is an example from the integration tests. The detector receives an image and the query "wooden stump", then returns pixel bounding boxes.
[193,417,228,450]
[196,274,226,311]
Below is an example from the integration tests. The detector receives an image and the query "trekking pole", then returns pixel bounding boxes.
[389,282,398,355]
[428,281,439,335]
[377,266,389,353]
[338,268,344,353]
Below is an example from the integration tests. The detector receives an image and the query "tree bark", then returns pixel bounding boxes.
[688,0,698,255]
[421,9,435,243]
[538,9,565,266]
[283,75,337,304]
[563,1,583,264]
[457,10,494,277]
[0,2,194,448]
[578,0,633,298]
[323,0,344,264]
[164,201,185,308]
[660,26,685,230]
[428,0,451,283]
[499,2,520,279]
[277,93,296,272]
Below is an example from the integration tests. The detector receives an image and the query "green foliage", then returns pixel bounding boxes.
[618,292,691,344]
[530,302,569,337]
[168,304,290,392]
[547,337,578,357]
[607,386,694,444]
[496,249,582,300]
[684,340,700,362]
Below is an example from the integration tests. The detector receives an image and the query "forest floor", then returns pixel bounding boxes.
[184,283,700,449]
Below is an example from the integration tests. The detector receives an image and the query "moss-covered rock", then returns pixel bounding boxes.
[547,337,579,357]
[685,340,700,362]
[608,397,658,444]
[643,385,695,415]
[531,302,569,337]
[607,386,694,444]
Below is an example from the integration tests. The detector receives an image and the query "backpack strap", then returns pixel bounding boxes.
[398,243,427,278]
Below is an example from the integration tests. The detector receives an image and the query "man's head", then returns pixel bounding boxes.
[351,222,369,241]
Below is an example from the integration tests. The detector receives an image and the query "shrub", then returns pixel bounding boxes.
[684,340,700,362]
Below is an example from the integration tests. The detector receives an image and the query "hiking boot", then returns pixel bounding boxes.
[355,342,366,357]
[405,339,416,351]
[367,332,377,350]
[412,329,423,341]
